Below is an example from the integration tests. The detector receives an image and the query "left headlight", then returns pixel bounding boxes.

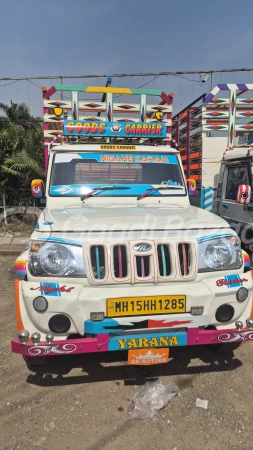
[28,241,86,277]
[198,236,243,272]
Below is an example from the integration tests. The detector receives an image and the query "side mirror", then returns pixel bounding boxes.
[31,179,45,198]
[237,184,251,204]
[186,179,197,196]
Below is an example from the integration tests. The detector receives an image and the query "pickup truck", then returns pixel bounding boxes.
[11,84,253,370]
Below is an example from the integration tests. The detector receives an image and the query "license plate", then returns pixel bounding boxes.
[107,295,186,317]
[128,348,169,365]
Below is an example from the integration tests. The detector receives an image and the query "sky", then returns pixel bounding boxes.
[1,0,253,116]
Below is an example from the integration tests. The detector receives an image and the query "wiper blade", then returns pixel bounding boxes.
[81,186,130,201]
[137,185,181,201]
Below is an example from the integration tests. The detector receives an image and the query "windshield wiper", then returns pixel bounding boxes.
[81,186,131,201]
[137,185,182,201]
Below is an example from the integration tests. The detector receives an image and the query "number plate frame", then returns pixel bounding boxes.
[106,295,186,317]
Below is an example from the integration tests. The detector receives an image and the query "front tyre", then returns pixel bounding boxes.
[23,355,48,371]
[209,342,241,353]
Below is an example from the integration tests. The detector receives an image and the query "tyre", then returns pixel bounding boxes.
[23,355,48,371]
[209,342,241,354]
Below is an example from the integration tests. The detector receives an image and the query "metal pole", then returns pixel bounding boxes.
[3,192,7,225]
[186,109,191,180]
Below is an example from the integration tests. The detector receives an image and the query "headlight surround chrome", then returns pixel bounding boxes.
[28,241,86,277]
[198,236,243,272]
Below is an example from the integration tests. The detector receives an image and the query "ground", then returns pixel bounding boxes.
[1,254,253,450]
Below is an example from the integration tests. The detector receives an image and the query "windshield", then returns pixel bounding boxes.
[50,151,186,197]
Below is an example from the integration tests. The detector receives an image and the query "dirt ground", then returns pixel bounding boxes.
[1,255,253,450]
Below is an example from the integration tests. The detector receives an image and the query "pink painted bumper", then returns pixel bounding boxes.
[11,327,253,358]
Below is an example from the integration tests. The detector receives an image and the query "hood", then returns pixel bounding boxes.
[37,204,229,233]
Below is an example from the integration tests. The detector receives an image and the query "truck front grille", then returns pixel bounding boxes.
[87,240,197,284]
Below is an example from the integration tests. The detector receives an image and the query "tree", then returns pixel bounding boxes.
[0,101,44,213]
[1,124,44,183]
[0,101,41,131]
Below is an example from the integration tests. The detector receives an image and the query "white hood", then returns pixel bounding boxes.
[37,204,229,233]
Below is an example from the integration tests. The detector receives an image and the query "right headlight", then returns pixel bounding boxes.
[198,236,243,272]
[28,241,86,277]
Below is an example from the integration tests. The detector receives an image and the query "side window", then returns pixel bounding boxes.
[219,163,225,182]
[225,165,249,200]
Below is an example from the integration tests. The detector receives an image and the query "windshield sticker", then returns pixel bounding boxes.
[50,184,184,197]
[161,180,183,188]
[54,153,178,165]
[78,153,177,164]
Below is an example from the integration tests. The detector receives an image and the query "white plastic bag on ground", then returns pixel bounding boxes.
[128,380,179,419]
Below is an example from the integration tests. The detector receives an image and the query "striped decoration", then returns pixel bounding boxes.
[202,186,214,212]
[95,246,101,280]
[204,84,253,103]
[43,100,172,114]
[242,250,250,269]
[14,259,27,276]
[118,246,123,278]
[160,244,167,276]
[43,114,172,125]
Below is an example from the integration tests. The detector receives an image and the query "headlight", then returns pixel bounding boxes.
[198,236,243,272]
[28,241,86,277]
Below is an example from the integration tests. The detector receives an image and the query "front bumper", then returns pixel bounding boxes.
[11,326,253,357]
[17,274,253,337]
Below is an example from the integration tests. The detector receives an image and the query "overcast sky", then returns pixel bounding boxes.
[1,0,253,116]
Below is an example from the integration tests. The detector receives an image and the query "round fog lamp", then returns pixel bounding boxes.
[33,296,48,313]
[215,304,234,323]
[236,287,248,303]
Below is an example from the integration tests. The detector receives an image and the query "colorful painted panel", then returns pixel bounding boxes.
[63,120,166,138]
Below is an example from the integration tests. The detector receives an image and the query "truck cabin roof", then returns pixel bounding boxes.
[223,146,253,161]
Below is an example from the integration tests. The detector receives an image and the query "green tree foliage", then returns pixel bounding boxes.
[0,102,44,198]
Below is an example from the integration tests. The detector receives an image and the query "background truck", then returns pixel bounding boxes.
[11,82,253,370]
[172,84,253,217]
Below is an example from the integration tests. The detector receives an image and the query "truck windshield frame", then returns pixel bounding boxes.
[49,151,187,198]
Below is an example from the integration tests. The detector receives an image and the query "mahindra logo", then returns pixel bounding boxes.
[133,243,152,252]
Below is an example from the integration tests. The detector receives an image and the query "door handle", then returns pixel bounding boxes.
[223,203,229,209]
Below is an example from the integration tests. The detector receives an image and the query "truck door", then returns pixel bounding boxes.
[221,160,251,235]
